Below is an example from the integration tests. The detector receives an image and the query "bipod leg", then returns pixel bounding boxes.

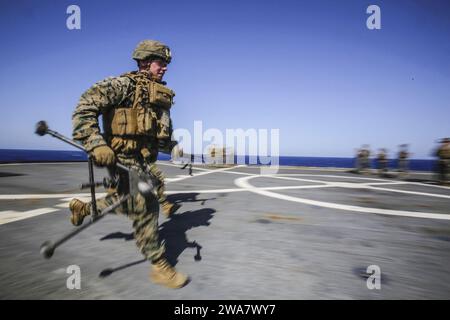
[88,156,98,220]
[40,194,131,259]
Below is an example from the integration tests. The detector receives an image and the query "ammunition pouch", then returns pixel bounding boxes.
[148,81,174,140]
[148,81,174,108]
[109,136,158,159]
[110,107,156,136]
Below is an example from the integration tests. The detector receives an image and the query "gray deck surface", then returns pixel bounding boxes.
[0,161,449,299]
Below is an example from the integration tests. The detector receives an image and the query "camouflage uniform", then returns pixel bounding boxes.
[70,40,188,289]
[397,145,409,176]
[376,149,388,175]
[436,138,450,185]
[354,149,364,173]
[358,146,371,173]
[72,71,174,262]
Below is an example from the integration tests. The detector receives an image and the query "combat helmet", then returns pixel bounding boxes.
[132,40,172,63]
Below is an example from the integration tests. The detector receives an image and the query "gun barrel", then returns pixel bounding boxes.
[35,121,132,174]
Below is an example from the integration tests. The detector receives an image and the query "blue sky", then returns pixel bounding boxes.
[1,0,449,158]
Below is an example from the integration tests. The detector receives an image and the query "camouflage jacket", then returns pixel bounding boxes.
[437,144,450,160]
[72,71,173,156]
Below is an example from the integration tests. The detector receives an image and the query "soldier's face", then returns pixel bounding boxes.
[149,59,168,81]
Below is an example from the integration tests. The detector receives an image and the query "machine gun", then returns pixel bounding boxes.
[35,121,158,259]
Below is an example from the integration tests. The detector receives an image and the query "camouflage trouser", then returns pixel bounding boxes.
[377,160,388,174]
[93,156,166,262]
[437,159,450,183]
[398,159,408,173]
[151,162,167,204]
[354,157,362,172]
[362,158,370,171]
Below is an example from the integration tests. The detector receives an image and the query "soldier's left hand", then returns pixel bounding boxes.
[91,145,116,166]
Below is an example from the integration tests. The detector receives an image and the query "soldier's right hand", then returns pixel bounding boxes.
[91,145,116,166]
[171,144,183,160]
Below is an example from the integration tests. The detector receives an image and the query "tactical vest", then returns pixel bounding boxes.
[104,72,175,156]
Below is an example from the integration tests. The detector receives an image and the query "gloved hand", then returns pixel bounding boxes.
[91,145,116,166]
[171,144,183,159]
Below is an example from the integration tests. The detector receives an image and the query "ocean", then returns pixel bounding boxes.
[0,149,437,172]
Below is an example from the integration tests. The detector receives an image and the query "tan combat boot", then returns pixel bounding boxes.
[161,201,180,218]
[69,198,91,226]
[150,259,189,289]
